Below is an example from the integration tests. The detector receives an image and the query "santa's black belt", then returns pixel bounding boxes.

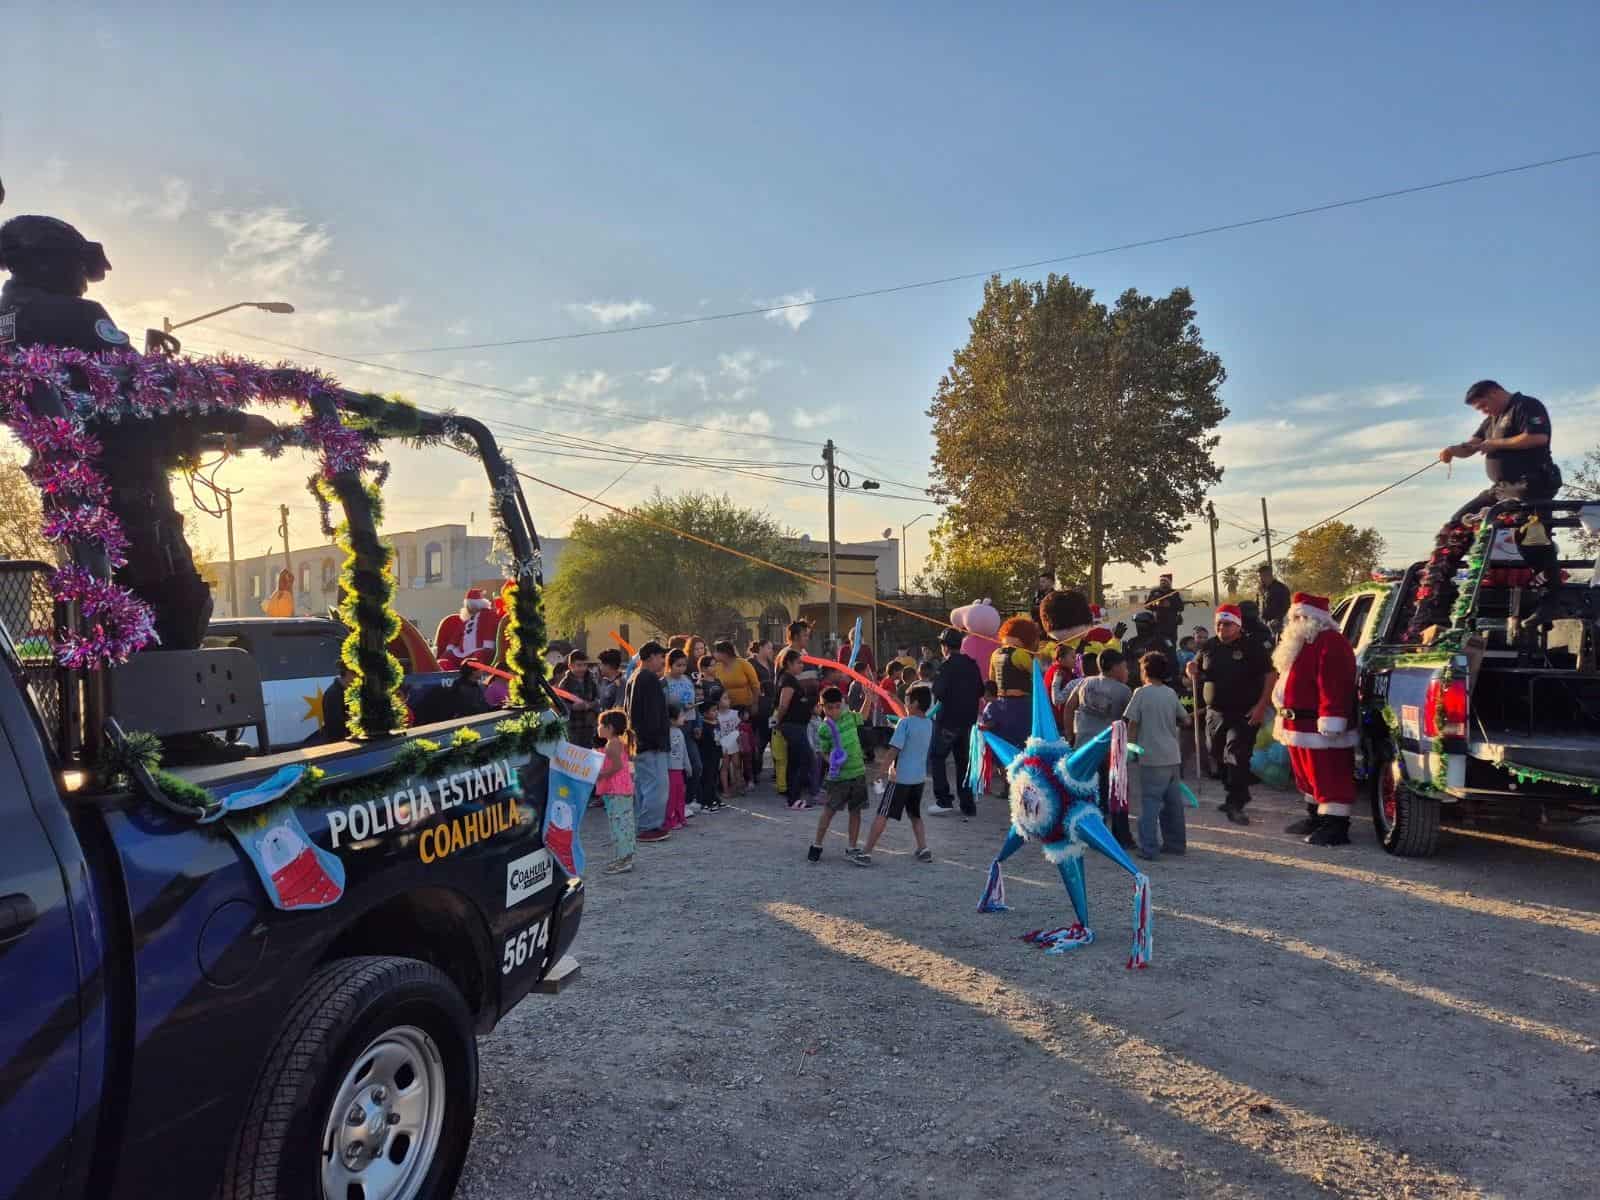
[1279,708,1313,721]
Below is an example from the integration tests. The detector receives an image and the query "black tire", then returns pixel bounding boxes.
[1369,748,1441,857]
[221,956,479,1200]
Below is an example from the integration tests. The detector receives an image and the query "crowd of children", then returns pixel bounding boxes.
[577,616,1199,877]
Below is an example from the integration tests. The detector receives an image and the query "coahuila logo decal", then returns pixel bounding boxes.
[419,798,520,864]
[327,757,522,848]
[505,848,553,908]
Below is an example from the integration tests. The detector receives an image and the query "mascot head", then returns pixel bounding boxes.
[1039,589,1093,635]
[997,615,1040,650]
[952,598,1001,639]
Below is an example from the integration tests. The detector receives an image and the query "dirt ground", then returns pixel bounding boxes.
[457,763,1600,1200]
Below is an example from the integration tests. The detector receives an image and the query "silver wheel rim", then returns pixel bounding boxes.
[320,1024,447,1200]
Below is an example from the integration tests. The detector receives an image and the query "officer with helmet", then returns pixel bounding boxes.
[1,209,272,650]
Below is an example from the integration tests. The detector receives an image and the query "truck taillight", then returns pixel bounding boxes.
[1424,678,1468,739]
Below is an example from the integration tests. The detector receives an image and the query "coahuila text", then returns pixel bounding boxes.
[419,798,520,864]
[327,758,520,849]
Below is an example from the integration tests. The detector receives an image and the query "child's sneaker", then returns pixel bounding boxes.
[806,844,823,863]
[686,801,703,817]
[844,845,863,860]
[914,847,934,863]
[851,851,873,867]
[604,856,634,874]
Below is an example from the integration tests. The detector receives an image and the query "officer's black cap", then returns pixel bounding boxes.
[0,215,112,279]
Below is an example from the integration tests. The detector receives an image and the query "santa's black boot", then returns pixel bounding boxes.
[1285,802,1319,836]
[1305,816,1351,846]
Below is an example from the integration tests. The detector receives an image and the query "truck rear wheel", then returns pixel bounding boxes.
[1371,752,1441,857]
[222,956,478,1200]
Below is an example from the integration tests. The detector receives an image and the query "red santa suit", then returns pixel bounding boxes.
[434,588,502,670]
[1271,592,1359,818]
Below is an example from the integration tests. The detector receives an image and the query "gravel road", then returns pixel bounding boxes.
[458,768,1600,1200]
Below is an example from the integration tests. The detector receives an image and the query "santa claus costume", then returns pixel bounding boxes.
[434,588,503,670]
[1271,592,1359,846]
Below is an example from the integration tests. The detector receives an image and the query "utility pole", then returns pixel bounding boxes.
[823,439,839,651]
[278,504,292,571]
[223,491,240,618]
[1260,496,1274,575]
[1206,501,1221,607]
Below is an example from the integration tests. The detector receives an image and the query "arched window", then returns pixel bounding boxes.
[320,558,337,590]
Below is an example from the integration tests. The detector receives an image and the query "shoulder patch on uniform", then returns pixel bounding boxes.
[94,318,129,346]
[0,311,15,347]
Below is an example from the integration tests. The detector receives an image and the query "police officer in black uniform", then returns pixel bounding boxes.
[1439,380,1560,523]
[1121,609,1174,686]
[0,214,271,649]
[1186,605,1276,824]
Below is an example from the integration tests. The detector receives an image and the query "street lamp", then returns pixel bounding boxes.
[164,300,295,333]
[901,512,936,594]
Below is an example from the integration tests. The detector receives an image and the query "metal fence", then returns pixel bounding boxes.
[0,559,68,753]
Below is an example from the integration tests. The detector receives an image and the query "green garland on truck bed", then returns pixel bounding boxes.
[317,474,406,738]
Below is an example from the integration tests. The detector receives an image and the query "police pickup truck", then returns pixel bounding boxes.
[1335,499,1600,857]
[1,367,582,1200]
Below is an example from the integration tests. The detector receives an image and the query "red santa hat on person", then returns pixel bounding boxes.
[460,588,490,620]
[1214,603,1243,627]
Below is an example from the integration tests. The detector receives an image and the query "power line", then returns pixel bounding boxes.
[352,149,1600,357]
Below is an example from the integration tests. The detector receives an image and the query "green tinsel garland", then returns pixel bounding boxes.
[1501,760,1600,795]
[503,575,549,708]
[1448,521,1495,629]
[319,474,405,738]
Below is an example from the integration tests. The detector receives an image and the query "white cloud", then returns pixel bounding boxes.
[108,176,192,222]
[1329,419,1434,453]
[644,365,675,384]
[1215,417,1301,471]
[208,207,332,286]
[302,300,405,330]
[558,370,614,405]
[565,299,655,326]
[718,349,778,383]
[792,404,843,430]
[761,289,816,331]
[1291,382,1423,413]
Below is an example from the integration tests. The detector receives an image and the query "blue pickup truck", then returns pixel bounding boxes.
[1334,499,1600,856]
[1,373,583,1200]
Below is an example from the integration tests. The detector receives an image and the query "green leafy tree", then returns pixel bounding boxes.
[1279,521,1387,597]
[0,451,52,562]
[1220,565,1242,600]
[1565,445,1600,553]
[928,273,1227,603]
[545,491,811,639]
[913,520,1042,610]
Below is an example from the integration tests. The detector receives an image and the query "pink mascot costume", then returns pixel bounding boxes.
[434,587,503,670]
[1271,592,1359,847]
[951,598,1002,682]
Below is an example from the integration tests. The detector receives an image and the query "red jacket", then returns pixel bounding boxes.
[1272,627,1358,750]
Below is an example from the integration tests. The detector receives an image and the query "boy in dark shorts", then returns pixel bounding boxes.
[856,684,935,866]
[807,686,869,862]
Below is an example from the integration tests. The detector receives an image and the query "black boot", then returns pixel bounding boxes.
[1306,816,1351,846]
[1285,802,1319,836]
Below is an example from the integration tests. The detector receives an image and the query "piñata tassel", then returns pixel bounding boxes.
[1126,872,1152,969]
[1108,720,1131,814]
[1178,781,1199,809]
[977,858,1009,912]
[967,723,989,795]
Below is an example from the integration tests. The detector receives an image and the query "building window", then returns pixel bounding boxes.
[250,574,263,599]
[299,564,311,593]
[425,542,444,582]
[321,558,337,590]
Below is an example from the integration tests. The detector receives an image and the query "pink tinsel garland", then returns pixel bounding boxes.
[1,346,378,667]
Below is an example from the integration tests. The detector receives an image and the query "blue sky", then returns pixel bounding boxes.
[5,3,1598,591]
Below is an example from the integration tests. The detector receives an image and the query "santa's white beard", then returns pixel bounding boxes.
[1272,609,1338,676]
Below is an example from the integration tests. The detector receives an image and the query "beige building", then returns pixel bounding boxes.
[221,525,897,656]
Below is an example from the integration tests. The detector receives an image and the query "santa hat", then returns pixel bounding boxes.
[1287,591,1338,630]
[1214,604,1243,627]
[463,588,490,610]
